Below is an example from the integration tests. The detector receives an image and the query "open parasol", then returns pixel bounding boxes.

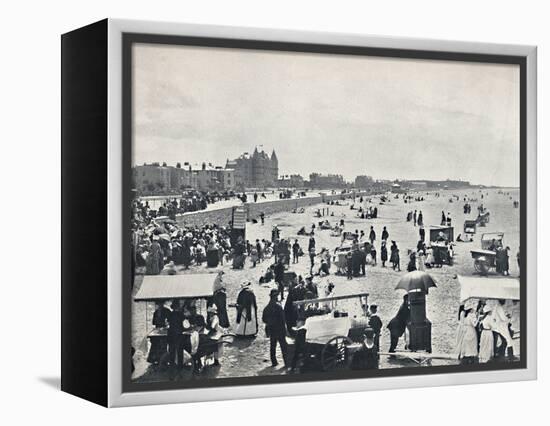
[395,270,437,293]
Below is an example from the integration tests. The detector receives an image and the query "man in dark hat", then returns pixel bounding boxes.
[381,226,389,242]
[262,289,288,367]
[274,259,286,301]
[368,305,382,350]
[167,299,185,368]
[369,226,376,245]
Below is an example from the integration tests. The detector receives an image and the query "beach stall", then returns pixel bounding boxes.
[458,275,521,356]
[230,206,247,245]
[134,273,232,365]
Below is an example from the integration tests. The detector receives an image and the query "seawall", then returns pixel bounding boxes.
[175,191,370,228]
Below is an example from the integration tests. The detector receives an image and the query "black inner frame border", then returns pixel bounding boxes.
[122,32,528,394]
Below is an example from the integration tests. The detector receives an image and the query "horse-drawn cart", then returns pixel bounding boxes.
[291,292,370,371]
[470,232,504,275]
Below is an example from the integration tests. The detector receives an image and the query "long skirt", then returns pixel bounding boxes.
[479,330,494,363]
[232,254,246,269]
[147,335,168,364]
[146,252,163,275]
[459,326,478,359]
[206,250,220,267]
[235,313,258,337]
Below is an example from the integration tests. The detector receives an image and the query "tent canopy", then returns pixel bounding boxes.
[458,275,520,303]
[134,273,215,301]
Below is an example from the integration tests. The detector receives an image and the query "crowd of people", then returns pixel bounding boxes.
[134,191,236,219]
[133,188,520,378]
[456,299,517,364]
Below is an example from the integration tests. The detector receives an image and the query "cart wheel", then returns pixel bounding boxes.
[321,336,352,371]
[474,259,488,276]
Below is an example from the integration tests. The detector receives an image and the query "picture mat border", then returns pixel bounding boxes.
[107,18,537,407]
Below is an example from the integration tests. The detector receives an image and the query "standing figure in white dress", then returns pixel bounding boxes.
[457,308,478,364]
[478,305,494,363]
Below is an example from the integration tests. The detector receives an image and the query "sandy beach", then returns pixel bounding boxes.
[132,187,520,382]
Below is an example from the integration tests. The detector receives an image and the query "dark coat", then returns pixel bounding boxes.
[350,344,379,370]
[209,289,230,328]
[274,262,285,283]
[387,302,409,337]
[381,246,388,262]
[262,299,286,338]
[390,245,400,264]
[368,314,383,336]
[236,288,257,323]
[152,307,170,328]
[167,310,184,336]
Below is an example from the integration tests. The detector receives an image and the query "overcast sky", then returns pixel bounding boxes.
[132,43,520,187]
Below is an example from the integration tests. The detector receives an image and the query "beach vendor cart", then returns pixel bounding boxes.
[458,275,521,357]
[429,225,454,243]
[428,226,454,266]
[290,292,370,372]
[464,220,477,238]
[470,232,504,275]
[134,273,234,368]
[477,210,490,227]
[333,242,353,274]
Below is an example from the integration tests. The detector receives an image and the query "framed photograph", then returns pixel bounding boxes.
[61,19,537,407]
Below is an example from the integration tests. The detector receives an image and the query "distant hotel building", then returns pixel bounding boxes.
[309,173,345,188]
[277,174,305,188]
[226,147,278,189]
[354,175,374,188]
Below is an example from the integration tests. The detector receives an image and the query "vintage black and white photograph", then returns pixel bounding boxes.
[128,39,523,388]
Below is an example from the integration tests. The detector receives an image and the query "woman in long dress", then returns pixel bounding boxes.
[390,241,400,271]
[146,237,164,275]
[208,284,230,329]
[458,309,479,364]
[417,250,426,271]
[380,241,388,267]
[478,307,494,363]
[235,283,258,337]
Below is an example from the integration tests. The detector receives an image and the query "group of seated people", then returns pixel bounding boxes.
[147,299,224,373]
[410,239,454,270]
[357,205,378,219]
